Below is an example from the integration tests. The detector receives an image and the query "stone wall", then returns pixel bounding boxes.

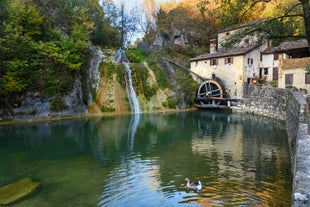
[241,84,309,206]
[241,84,289,120]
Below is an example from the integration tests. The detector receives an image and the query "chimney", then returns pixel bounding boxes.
[210,39,217,54]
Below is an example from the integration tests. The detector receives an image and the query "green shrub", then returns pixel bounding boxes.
[126,49,146,63]
[306,64,310,73]
[130,63,158,100]
[116,65,126,86]
[107,62,116,79]
[50,94,67,111]
[100,105,115,112]
[285,85,298,90]
[270,80,277,87]
[167,96,176,108]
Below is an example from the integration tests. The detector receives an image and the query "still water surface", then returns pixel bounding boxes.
[0,111,292,206]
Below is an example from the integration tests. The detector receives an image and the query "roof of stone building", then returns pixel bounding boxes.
[263,39,308,54]
[190,45,259,62]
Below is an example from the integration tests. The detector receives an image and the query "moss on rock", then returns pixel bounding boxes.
[0,177,40,205]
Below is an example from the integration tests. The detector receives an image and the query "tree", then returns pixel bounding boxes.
[102,0,137,47]
[0,0,44,97]
[152,1,217,51]
[141,0,157,34]
[197,0,310,53]
[300,0,310,52]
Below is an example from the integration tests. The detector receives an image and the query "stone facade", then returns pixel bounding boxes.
[278,57,310,92]
[241,85,309,206]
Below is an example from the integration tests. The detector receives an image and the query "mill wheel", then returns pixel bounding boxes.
[197,80,223,98]
[195,79,225,107]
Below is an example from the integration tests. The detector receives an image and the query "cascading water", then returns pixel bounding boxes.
[124,64,141,114]
[115,49,141,114]
[88,44,103,105]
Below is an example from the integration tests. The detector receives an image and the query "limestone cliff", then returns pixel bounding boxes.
[0,47,197,122]
[89,50,176,115]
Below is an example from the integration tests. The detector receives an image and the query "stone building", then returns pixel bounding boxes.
[190,20,269,99]
[190,20,310,98]
[262,39,310,92]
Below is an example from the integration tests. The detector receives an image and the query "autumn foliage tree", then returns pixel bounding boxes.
[197,0,310,52]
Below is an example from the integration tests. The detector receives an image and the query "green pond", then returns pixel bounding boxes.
[0,111,292,206]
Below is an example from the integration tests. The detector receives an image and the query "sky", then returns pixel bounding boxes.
[112,0,178,11]
[107,0,181,45]
[109,0,179,44]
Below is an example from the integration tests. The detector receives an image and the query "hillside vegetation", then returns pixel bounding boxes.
[0,0,120,108]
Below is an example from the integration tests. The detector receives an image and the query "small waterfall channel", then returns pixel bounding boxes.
[115,49,141,114]
[88,44,103,105]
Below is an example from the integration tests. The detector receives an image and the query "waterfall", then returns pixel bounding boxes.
[88,44,103,105]
[115,49,141,114]
[124,64,141,114]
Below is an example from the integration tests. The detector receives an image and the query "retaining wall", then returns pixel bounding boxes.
[241,84,309,206]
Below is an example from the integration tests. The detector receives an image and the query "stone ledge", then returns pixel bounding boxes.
[0,177,40,205]
[293,124,310,207]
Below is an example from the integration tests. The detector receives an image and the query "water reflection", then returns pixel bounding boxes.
[0,111,291,207]
[128,113,141,152]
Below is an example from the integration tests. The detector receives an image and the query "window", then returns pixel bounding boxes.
[225,57,233,65]
[260,52,263,62]
[210,59,218,66]
[285,74,293,85]
[264,68,268,75]
[273,67,278,81]
[195,61,198,67]
[247,58,253,66]
[274,53,279,60]
[305,74,310,84]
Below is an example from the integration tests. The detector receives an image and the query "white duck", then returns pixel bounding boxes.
[185,178,202,192]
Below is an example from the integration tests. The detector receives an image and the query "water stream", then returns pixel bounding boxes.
[124,64,141,114]
[115,49,141,114]
[88,44,103,105]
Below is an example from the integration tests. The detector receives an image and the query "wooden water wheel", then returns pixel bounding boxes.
[194,79,228,109]
[197,80,224,99]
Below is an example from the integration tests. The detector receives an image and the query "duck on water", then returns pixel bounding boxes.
[185,178,202,192]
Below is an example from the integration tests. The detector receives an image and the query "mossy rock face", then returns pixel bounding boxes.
[0,177,40,205]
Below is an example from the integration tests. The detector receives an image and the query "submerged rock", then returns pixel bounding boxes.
[0,177,40,205]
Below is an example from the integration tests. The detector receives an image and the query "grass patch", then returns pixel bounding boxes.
[126,49,146,64]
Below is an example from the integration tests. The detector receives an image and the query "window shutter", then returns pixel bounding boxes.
[285,74,293,85]
[306,74,310,84]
